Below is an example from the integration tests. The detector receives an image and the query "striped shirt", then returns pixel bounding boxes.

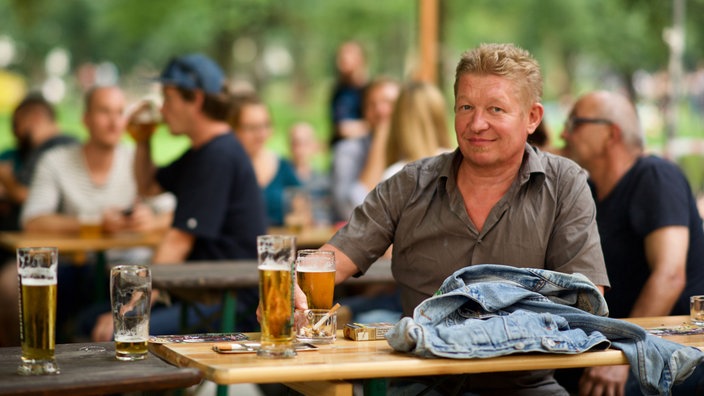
[21,144,137,226]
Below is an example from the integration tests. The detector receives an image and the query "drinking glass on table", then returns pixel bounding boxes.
[296,249,335,310]
[17,247,60,375]
[257,235,297,358]
[111,265,151,361]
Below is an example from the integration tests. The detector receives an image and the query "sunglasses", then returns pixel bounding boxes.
[564,117,613,134]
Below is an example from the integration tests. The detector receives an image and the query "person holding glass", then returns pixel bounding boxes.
[310,43,610,395]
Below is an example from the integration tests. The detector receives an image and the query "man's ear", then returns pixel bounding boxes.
[607,123,622,143]
[192,90,205,108]
[527,102,544,134]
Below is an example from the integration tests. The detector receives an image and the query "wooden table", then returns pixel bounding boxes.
[0,231,163,253]
[0,231,164,301]
[150,258,393,334]
[151,258,393,291]
[267,226,337,249]
[0,342,201,396]
[149,315,704,396]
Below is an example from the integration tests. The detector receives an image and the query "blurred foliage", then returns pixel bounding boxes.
[0,0,703,165]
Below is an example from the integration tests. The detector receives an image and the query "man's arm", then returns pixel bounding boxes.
[24,215,80,233]
[320,243,361,284]
[629,226,688,317]
[152,228,195,264]
[134,140,162,197]
[0,163,28,204]
[579,226,688,396]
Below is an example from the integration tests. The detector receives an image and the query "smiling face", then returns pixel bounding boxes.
[453,73,542,170]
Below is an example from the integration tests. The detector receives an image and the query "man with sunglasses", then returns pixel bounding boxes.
[561,90,704,395]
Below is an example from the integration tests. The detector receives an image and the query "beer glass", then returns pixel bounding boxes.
[296,249,335,310]
[257,235,296,358]
[111,265,151,361]
[17,247,59,375]
[127,99,161,142]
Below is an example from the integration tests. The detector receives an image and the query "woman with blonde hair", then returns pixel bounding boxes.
[358,81,453,190]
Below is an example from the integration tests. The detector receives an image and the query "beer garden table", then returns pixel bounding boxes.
[0,342,201,396]
[0,231,164,253]
[0,231,164,300]
[149,258,394,333]
[267,225,337,249]
[148,316,704,396]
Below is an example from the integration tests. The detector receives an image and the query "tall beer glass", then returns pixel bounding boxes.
[17,247,59,375]
[296,249,335,309]
[111,265,151,361]
[257,235,296,358]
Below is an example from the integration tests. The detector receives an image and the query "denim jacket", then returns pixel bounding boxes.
[386,264,704,396]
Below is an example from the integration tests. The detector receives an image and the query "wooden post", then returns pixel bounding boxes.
[417,0,439,84]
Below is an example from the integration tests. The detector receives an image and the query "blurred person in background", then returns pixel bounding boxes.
[339,81,452,324]
[527,119,553,151]
[1,86,173,345]
[331,77,399,222]
[230,92,301,227]
[559,90,704,395]
[288,121,332,226]
[0,93,77,346]
[370,80,453,183]
[329,40,369,146]
[20,86,172,236]
[0,93,78,232]
[91,53,267,341]
[289,121,323,185]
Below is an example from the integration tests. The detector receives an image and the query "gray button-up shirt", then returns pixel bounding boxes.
[330,144,609,316]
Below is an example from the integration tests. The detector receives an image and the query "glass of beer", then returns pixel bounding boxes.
[296,249,335,310]
[257,235,296,358]
[127,99,161,142]
[110,265,151,361]
[78,210,102,239]
[17,247,59,375]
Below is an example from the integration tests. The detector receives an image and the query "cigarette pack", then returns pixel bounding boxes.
[343,322,394,341]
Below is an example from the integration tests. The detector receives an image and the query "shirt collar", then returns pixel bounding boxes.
[439,144,546,189]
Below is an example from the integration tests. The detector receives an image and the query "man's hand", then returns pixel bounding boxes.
[256,282,308,323]
[91,312,114,342]
[579,365,630,396]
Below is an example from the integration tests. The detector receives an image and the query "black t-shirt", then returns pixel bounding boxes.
[593,155,704,317]
[157,133,266,261]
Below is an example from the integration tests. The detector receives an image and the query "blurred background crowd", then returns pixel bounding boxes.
[0,0,703,189]
[2,0,704,339]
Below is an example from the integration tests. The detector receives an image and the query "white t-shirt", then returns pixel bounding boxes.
[21,144,138,226]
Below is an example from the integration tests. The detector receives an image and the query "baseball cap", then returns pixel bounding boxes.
[158,53,225,95]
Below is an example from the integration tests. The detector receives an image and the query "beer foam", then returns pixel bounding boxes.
[21,278,56,286]
[258,264,291,271]
[115,335,148,342]
[296,268,335,272]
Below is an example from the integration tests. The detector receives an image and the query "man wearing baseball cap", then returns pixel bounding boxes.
[91,53,267,340]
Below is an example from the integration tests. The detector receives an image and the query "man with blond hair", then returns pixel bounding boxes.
[307,43,609,394]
